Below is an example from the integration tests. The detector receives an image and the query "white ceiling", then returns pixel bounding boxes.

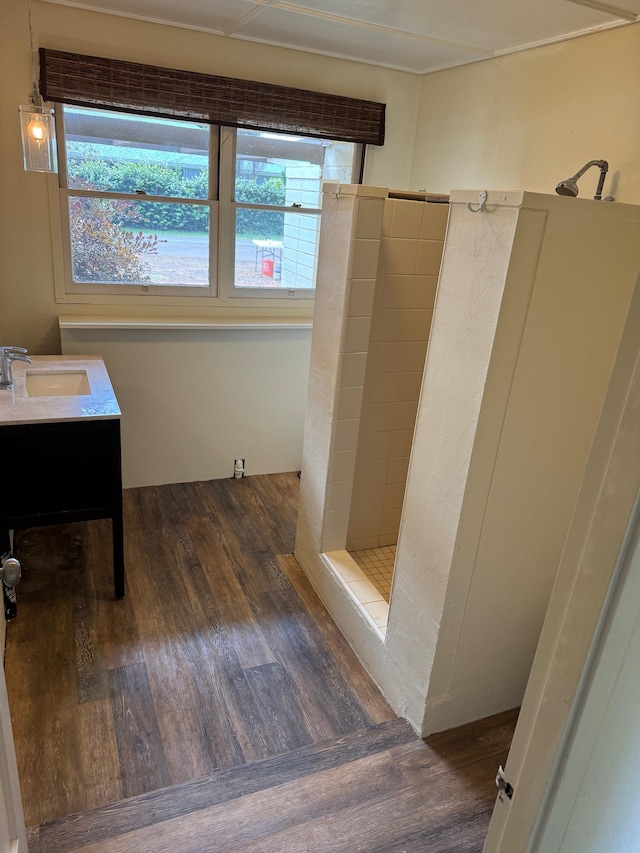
[41,0,640,73]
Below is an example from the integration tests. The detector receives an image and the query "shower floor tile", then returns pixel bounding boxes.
[350,545,396,602]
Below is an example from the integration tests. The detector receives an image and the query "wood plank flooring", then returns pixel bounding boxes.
[26,710,517,853]
[4,472,517,851]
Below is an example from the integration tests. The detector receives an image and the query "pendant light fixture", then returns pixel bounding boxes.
[19,0,57,173]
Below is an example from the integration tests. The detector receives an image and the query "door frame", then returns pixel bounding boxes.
[1,610,28,853]
[483,278,640,852]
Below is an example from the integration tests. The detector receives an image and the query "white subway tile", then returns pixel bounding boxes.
[324,508,349,540]
[357,457,389,487]
[421,202,449,239]
[381,508,403,536]
[378,238,419,276]
[350,484,385,514]
[352,239,380,279]
[391,200,424,239]
[326,479,354,511]
[417,240,444,276]
[382,199,394,236]
[344,316,372,353]
[341,352,367,386]
[411,276,439,309]
[359,401,417,433]
[387,456,410,484]
[355,198,384,239]
[348,279,376,317]
[406,309,433,341]
[348,511,383,540]
[335,418,360,452]
[328,449,356,482]
[374,275,413,310]
[365,373,398,404]
[392,372,424,402]
[368,341,427,374]
[347,536,381,551]
[389,429,414,457]
[321,537,346,553]
[384,482,407,510]
[357,430,393,461]
[337,385,364,420]
[376,309,410,342]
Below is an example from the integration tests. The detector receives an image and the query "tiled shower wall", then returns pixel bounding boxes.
[320,186,387,553]
[346,198,448,550]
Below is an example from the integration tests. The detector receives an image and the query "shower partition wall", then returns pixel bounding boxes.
[295,183,448,634]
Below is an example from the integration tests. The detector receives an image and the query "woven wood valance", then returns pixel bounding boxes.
[39,48,386,146]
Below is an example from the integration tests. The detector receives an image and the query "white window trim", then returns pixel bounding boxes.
[51,110,363,314]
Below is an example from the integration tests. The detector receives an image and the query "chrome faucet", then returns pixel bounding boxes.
[0,347,32,390]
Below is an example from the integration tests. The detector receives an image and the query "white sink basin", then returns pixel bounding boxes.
[25,370,91,397]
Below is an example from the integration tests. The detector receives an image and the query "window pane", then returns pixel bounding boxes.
[235,208,319,290]
[64,107,209,199]
[69,197,209,286]
[235,130,356,209]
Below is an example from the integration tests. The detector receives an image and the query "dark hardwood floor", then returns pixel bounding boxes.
[4,472,516,851]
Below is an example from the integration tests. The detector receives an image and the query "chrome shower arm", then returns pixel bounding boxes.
[556,159,609,200]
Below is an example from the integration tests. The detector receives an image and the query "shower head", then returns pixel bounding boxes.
[555,178,579,197]
[555,160,609,200]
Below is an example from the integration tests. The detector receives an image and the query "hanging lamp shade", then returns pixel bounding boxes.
[20,0,57,174]
[19,98,57,173]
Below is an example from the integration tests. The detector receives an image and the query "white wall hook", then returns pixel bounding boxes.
[468,191,488,213]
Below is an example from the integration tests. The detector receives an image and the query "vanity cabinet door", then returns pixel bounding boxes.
[0,419,121,526]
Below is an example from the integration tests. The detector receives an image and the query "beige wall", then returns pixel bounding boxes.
[0,0,420,354]
[61,326,312,488]
[411,24,640,205]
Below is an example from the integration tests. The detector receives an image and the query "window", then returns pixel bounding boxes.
[228,129,359,297]
[57,106,361,302]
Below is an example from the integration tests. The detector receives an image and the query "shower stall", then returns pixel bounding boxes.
[295,184,640,734]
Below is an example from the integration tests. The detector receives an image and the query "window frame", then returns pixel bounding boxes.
[52,106,364,308]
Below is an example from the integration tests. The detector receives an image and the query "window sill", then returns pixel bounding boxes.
[58,314,313,331]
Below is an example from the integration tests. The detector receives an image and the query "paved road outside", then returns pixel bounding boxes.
[144,235,283,287]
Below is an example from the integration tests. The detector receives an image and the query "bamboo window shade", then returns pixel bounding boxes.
[39,48,386,146]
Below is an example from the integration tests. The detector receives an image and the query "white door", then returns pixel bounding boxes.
[482,283,640,852]
[532,506,640,851]
[0,614,28,853]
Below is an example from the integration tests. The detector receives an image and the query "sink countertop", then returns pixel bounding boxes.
[0,355,121,426]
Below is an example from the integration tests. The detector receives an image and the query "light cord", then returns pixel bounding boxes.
[27,0,42,106]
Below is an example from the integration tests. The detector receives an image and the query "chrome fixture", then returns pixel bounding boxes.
[555,160,610,200]
[19,0,57,172]
[0,347,32,390]
[0,554,22,588]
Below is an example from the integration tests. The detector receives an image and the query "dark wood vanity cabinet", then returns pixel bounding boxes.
[0,418,124,598]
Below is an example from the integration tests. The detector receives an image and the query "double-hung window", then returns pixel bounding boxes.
[57,108,361,302]
[60,107,215,297]
[42,49,385,306]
